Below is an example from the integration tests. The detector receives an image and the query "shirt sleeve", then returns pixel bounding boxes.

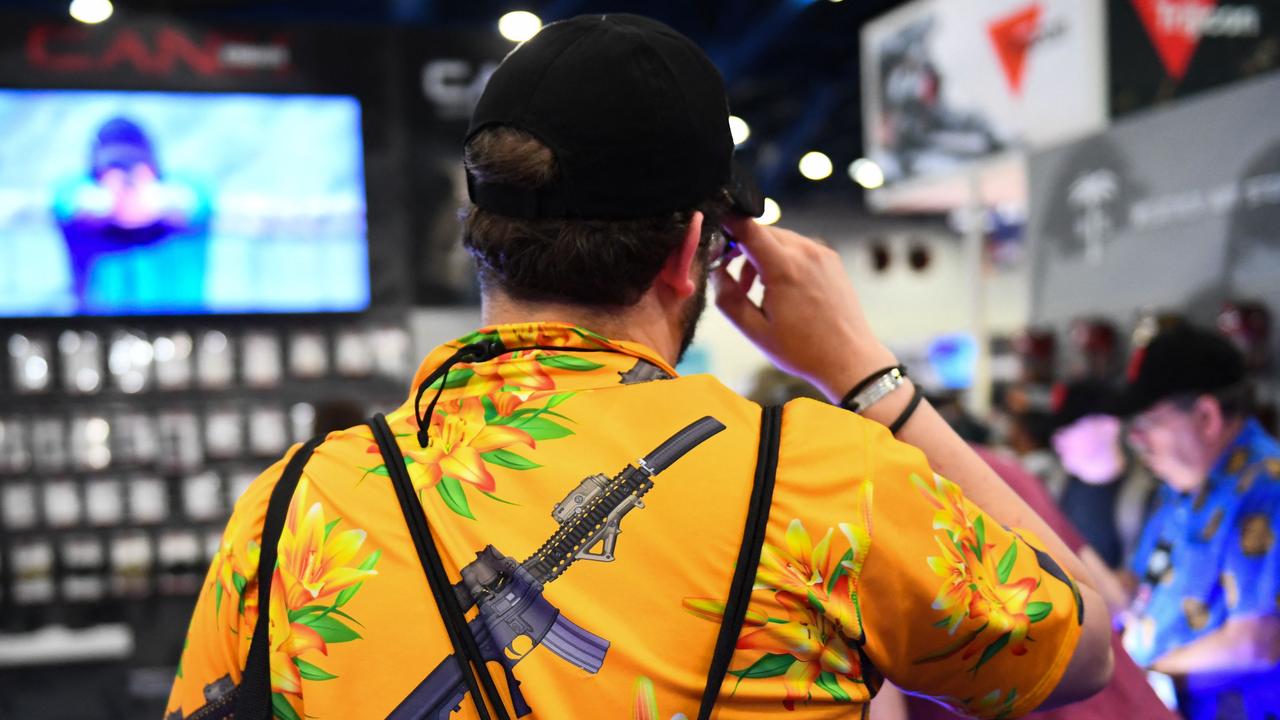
[164,455,287,720]
[857,427,1084,720]
[1223,480,1280,621]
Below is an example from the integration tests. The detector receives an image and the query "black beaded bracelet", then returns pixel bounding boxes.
[838,365,906,411]
[888,383,924,435]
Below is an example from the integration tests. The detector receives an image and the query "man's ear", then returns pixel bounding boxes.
[1193,394,1224,441]
[656,210,703,299]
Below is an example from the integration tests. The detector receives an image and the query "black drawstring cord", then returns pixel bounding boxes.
[413,338,505,448]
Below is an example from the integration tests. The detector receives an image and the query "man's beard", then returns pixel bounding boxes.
[675,266,709,365]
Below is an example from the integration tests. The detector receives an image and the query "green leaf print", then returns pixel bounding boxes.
[437,477,475,519]
[481,449,542,471]
[536,355,604,372]
[815,672,852,702]
[294,657,339,682]
[1026,601,1053,623]
[304,615,362,643]
[973,631,1012,673]
[728,652,797,679]
[996,543,1018,584]
[272,692,302,720]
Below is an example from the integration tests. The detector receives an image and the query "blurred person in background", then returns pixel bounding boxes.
[54,116,211,314]
[1119,325,1280,719]
[1050,380,1158,574]
[168,14,1112,720]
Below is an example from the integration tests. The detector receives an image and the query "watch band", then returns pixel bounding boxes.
[840,366,908,413]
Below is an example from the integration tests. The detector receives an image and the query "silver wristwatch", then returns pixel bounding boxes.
[844,367,907,413]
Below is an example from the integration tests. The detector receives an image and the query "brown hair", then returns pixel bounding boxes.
[461,127,728,307]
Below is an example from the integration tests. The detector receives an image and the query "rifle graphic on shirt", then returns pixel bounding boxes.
[388,416,727,720]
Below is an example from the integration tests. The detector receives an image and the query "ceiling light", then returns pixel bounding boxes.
[756,197,781,225]
[849,158,885,189]
[498,11,542,42]
[728,115,751,146]
[69,0,112,24]
[799,151,833,181]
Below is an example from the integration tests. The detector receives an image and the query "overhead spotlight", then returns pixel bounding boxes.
[69,0,112,24]
[756,197,781,225]
[798,151,833,181]
[849,158,885,189]
[498,11,542,42]
[728,115,751,146]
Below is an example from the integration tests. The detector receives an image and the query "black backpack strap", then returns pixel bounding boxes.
[234,434,327,720]
[368,413,510,720]
[697,404,783,720]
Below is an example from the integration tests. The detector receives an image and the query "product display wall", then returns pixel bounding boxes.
[0,14,507,718]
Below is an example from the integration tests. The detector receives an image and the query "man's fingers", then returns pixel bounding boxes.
[736,260,758,296]
[723,215,790,280]
[713,265,768,339]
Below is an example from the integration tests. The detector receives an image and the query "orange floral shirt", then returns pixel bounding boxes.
[167,322,1083,720]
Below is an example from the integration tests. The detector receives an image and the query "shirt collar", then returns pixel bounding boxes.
[408,321,679,394]
[1206,418,1267,486]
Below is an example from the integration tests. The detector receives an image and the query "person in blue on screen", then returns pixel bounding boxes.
[54,116,212,314]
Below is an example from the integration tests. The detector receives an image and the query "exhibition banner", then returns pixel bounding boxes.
[1028,72,1280,332]
[1110,0,1280,117]
[860,0,1106,185]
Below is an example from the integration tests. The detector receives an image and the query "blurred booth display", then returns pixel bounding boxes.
[1110,0,1280,118]
[1028,72,1280,345]
[860,0,1106,210]
[0,89,370,318]
[0,15,484,715]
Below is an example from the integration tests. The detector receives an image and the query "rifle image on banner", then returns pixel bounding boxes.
[388,416,726,720]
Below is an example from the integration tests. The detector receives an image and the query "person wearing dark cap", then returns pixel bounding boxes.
[55,116,211,314]
[1118,325,1280,720]
[169,15,1111,720]
[1051,380,1135,570]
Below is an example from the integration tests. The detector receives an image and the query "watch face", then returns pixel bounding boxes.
[2,482,38,529]
[59,330,103,395]
[84,478,125,527]
[29,417,68,473]
[61,535,106,602]
[42,479,82,528]
[128,475,169,524]
[0,417,31,474]
[196,330,235,389]
[248,406,287,456]
[12,539,55,605]
[109,531,153,597]
[289,331,330,379]
[113,411,158,466]
[242,332,283,388]
[289,402,316,443]
[154,332,194,390]
[371,325,412,381]
[204,407,244,459]
[9,333,53,393]
[156,411,203,472]
[227,470,256,506]
[157,530,203,595]
[335,328,374,377]
[182,470,224,521]
[107,331,153,394]
[69,415,112,471]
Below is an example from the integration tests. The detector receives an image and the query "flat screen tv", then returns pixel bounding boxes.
[0,89,369,317]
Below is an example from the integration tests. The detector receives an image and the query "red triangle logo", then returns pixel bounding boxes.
[988,4,1042,95]
[1131,0,1219,82]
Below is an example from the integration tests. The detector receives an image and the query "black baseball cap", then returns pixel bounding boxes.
[1050,378,1117,431]
[465,13,763,220]
[1113,325,1247,417]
